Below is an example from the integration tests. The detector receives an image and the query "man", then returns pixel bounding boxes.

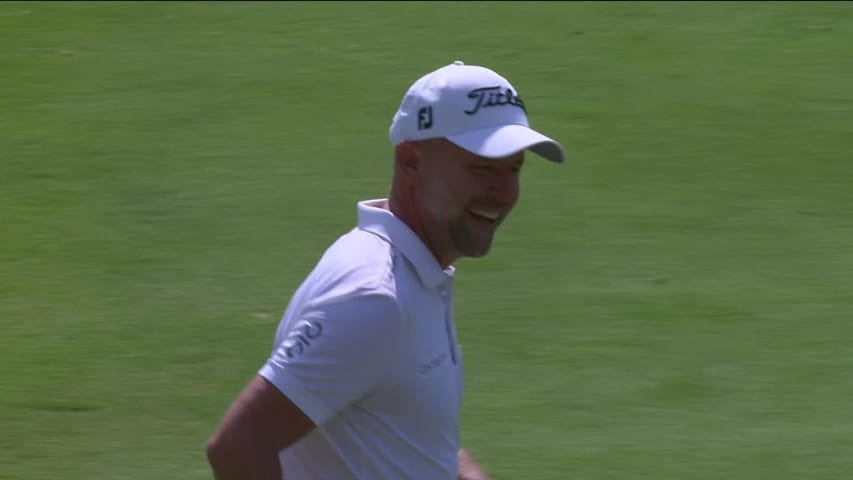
[206,60,565,479]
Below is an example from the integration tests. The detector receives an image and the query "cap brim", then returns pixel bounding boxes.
[446,124,565,163]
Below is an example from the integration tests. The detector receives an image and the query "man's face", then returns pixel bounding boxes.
[414,139,523,261]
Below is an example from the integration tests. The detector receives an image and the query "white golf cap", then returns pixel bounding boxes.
[389,60,565,163]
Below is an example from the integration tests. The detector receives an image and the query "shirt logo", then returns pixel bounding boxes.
[419,353,449,375]
[464,86,526,115]
[282,319,324,359]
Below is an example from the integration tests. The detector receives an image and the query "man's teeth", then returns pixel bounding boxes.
[471,210,500,220]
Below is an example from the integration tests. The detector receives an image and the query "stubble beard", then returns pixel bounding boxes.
[448,213,494,259]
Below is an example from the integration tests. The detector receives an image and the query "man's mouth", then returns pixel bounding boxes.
[468,209,501,225]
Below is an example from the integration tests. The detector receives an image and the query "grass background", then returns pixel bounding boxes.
[2,1,852,478]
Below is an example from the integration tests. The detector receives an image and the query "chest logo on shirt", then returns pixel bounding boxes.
[283,319,324,359]
[419,353,449,376]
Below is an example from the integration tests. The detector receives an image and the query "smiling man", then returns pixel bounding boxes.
[206,60,565,480]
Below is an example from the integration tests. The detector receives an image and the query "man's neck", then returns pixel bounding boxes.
[386,194,455,269]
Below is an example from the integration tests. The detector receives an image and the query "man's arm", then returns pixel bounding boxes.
[458,448,491,480]
[205,375,316,480]
[206,292,403,479]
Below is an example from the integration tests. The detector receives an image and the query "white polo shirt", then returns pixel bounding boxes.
[258,199,464,479]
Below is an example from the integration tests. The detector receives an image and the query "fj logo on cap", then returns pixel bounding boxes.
[464,86,526,115]
[417,106,433,130]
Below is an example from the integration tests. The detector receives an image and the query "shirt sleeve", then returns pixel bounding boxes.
[258,292,403,426]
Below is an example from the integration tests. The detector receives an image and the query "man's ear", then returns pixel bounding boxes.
[394,141,424,175]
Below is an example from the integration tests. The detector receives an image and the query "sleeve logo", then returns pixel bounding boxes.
[282,319,324,359]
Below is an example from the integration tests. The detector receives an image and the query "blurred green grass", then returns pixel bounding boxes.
[2,2,852,479]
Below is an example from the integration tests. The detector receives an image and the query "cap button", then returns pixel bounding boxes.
[453,60,464,66]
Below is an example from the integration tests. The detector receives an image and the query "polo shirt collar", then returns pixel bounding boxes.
[357,199,454,288]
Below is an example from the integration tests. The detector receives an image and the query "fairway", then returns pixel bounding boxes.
[2,2,853,479]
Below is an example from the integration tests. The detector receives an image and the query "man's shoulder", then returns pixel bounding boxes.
[325,226,397,268]
[307,227,405,301]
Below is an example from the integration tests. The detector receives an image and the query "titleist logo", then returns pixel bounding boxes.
[464,86,526,115]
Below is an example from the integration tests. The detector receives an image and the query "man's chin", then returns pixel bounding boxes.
[450,222,496,260]
[458,240,494,259]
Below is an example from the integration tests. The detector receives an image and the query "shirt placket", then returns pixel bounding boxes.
[440,285,458,366]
